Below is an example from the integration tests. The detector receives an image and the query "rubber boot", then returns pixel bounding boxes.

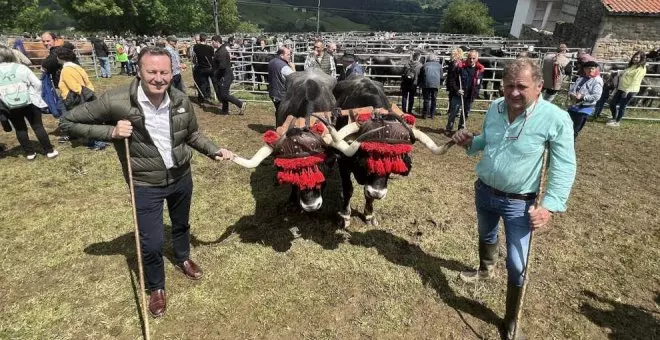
[459,241,498,283]
[501,284,527,340]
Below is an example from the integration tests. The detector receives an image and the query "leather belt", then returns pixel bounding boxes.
[477,179,537,201]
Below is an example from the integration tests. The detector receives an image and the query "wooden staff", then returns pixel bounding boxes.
[512,143,550,339]
[125,138,151,340]
[458,76,467,130]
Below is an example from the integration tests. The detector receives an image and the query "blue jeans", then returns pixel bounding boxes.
[609,90,637,122]
[593,85,611,118]
[421,88,437,118]
[475,180,533,287]
[98,57,111,77]
[569,110,589,138]
[446,94,472,130]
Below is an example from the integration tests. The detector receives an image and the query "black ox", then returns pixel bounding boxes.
[232,69,337,212]
[329,76,455,227]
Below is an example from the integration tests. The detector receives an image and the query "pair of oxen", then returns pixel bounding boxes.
[230,69,454,227]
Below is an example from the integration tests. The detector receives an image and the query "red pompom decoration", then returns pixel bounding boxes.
[360,142,413,176]
[311,122,327,136]
[274,153,326,170]
[274,153,327,190]
[403,113,416,126]
[262,130,280,146]
[356,112,373,124]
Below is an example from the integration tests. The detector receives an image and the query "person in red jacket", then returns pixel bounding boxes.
[445,50,484,133]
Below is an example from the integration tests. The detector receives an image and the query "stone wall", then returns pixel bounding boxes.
[554,0,608,48]
[592,16,660,60]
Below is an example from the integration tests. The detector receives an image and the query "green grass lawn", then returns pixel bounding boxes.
[1,74,659,339]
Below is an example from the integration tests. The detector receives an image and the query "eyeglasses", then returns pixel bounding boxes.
[497,99,538,140]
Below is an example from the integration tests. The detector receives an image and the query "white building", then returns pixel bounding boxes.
[510,0,582,37]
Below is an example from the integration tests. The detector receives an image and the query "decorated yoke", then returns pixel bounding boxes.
[261,104,418,189]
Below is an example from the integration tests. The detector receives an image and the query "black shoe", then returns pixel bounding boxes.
[1,120,12,132]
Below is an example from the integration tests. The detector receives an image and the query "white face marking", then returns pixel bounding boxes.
[365,185,387,200]
[300,196,323,212]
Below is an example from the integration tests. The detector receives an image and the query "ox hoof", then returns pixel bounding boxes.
[365,215,379,227]
[289,227,302,239]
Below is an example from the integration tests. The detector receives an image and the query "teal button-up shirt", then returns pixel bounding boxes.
[467,97,576,212]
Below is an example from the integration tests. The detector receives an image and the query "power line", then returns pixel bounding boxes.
[235,1,443,18]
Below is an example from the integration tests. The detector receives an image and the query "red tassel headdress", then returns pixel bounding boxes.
[262,123,328,190]
[355,112,415,177]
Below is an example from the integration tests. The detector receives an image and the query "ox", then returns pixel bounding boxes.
[232,69,338,212]
[329,76,455,227]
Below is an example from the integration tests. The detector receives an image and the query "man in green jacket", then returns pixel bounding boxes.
[61,46,234,318]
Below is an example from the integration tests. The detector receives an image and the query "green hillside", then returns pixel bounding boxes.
[238,0,369,32]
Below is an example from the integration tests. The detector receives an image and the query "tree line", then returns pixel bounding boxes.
[0,0,496,37]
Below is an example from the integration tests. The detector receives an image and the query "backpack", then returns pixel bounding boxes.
[0,64,31,109]
[402,62,416,83]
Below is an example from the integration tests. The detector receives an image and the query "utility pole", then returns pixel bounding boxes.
[213,0,220,35]
[316,0,321,34]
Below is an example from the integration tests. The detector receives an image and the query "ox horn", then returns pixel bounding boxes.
[327,125,361,157]
[412,129,455,155]
[232,145,274,168]
[334,121,360,141]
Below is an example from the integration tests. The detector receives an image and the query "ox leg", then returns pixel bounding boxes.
[338,163,353,228]
[364,196,379,227]
[285,186,301,213]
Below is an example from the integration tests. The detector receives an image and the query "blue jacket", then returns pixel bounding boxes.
[40,73,66,118]
[419,61,442,89]
[340,62,364,81]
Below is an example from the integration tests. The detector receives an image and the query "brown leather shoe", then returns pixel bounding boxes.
[175,259,203,280]
[148,289,166,318]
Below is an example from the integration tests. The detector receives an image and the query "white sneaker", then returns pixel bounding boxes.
[26,153,37,160]
[606,120,620,127]
[46,150,59,159]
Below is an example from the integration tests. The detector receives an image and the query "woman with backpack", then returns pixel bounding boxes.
[400,52,422,114]
[56,48,105,151]
[0,46,58,160]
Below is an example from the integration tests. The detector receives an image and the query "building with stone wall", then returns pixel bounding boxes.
[511,0,660,60]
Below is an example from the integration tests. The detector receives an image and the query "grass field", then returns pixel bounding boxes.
[1,74,659,339]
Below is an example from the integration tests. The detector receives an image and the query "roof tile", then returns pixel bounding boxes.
[601,0,660,14]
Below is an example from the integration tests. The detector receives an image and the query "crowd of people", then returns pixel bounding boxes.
[396,43,649,139]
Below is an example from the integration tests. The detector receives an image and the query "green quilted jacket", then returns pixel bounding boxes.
[60,78,220,186]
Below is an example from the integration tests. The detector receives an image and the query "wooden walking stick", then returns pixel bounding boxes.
[512,143,550,339]
[125,138,151,340]
[458,76,467,130]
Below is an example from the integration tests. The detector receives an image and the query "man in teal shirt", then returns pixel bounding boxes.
[453,58,576,339]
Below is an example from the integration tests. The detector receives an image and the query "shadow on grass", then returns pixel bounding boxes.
[580,290,660,339]
[192,160,347,252]
[348,229,501,332]
[83,227,188,339]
